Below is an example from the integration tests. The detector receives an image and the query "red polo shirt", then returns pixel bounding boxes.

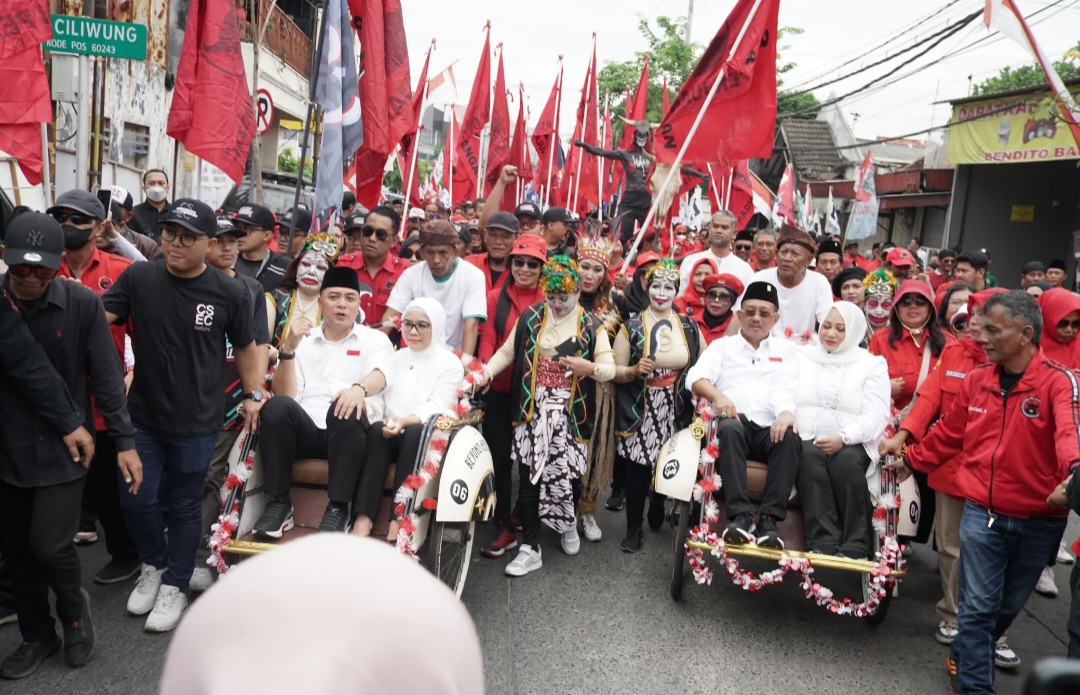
[465,252,510,294]
[58,247,132,431]
[336,251,410,326]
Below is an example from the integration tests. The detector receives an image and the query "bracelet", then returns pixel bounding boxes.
[354,383,368,396]
[278,351,296,361]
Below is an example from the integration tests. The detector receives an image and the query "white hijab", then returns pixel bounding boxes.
[404,297,448,352]
[160,535,484,695]
[804,301,870,366]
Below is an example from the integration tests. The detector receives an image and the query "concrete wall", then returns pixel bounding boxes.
[946,160,1080,289]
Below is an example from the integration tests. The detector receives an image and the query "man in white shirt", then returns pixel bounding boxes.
[382,220,487,355]
[687,281,800,548]
[253,267,394,536]
[742,225,833,342]
[678,210,753,297]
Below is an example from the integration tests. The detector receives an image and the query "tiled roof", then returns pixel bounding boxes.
[779,119,846,179]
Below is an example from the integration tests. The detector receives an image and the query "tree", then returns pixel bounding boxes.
[277,149,312,179]
[775,27,820,120]
[971,47,1080,96]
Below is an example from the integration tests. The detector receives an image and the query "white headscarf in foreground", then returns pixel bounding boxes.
[404,297,448,351]
[160,535,484,695]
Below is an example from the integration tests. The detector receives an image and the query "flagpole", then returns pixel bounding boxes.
[543,59,562,209]
[405,40,435,211]
[448,103,455,208]
[287,1,327,259]
[620,0,766,274]
[598,87,606,218]
[706,163,722,211]
[571,34,596,215]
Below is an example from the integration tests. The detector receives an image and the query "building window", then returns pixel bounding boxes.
[120,122,150,170]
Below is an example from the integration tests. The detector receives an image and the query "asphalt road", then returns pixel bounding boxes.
[1,510,1075,695]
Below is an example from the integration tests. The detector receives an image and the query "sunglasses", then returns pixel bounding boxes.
[898,295,929,308]
[50,211,96,226]
[1058,319,1080,331]
[734,244,753,252]
[160,227,201,248]
[705,290,732,302]
[512,258,543,270]
[361,225,389,242]
[8,264,57,279]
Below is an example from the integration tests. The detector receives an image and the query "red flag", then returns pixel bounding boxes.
[350,0,414,208]
[167,0,256,184]
[773,163,796,225]
[709,160,756,229]
[450,111,480,205]
[656,0,779,167]
[601,90,613,206]
[400,41,432,208]
[506,83,532,212]
[460,24,491,142]
[661,73,670,117]
[0,2,51,186]
[531,64,562,205]
[483,46,510,196]
[620,55,650,150]
[0,1,51,59]
[561,39,600,217]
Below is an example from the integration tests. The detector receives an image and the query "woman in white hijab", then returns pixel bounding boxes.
[351,298,464,540]
[160,534,484,695]
[772,301,891,559]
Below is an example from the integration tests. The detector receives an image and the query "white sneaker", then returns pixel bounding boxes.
[1035,565,1058,597]
[561,526,581,556]
[189,567,214,593]
[1057,542,1075,565]
[126,564,165,616]
[144,585,188,633]
[505,545,543,577]
[581,514,602,542]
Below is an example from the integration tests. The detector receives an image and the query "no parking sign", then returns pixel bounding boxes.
[255,89,274,136]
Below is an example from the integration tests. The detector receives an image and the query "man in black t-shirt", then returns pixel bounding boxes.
[232,203,288,293]
[190,216,271,591]
[102,199,262,634]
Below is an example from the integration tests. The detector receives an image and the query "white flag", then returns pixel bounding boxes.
[826,186,841,237]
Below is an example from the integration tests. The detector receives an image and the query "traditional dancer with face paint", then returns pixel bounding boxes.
[481,257,617,576]
[267,233,340,357]
[575,121,655,244]
[613,259,703,552]
[862,268,898,338]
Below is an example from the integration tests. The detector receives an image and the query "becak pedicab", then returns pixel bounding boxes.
[657,398,919,624]
[206,355,495,598]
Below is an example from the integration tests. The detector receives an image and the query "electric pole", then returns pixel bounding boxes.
[685,0,694,44]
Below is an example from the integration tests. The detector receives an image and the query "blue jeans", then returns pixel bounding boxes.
[119,426,216,593]
[954,501,1066,694]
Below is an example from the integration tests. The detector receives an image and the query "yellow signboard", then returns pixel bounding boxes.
[1010,205,1035,222]
[946,89,1080,165]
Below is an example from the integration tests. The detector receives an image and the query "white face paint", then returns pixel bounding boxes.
[545,292,579,318]
[297,250,330,293]
[649,279,677,311]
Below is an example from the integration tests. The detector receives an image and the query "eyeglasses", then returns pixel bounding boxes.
[1058,319,1080,331]
[734,244,753,252]
[705,290,732,302]
[361,225,389,242]
[898,295,929,308]
[740,309,774,319]
[402,320,431,333]
[7,264,57,279]
[160,227,201,248]
[51,211,96,226]
[512,258,543,270]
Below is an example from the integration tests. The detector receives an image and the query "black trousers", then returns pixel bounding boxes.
[0,477,85,641]
[714,415,800,521]
[353,421,426,520]
[518,463,581,550]
[611,455,627,494]
[483,391,515,528]
[77,432,138,563]
[618,189,652,244]
[258,397,369,505]
[796,441,872,556]
[624,457,664,531]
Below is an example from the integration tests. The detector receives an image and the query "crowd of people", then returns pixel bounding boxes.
[1,163,1078,695]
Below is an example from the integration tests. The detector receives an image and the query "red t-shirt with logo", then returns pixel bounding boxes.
[335,251,410,326]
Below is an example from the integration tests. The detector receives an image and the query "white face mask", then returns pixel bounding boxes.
[145,185,167,203]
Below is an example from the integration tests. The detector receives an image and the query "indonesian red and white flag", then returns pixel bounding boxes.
[771,163,796,227]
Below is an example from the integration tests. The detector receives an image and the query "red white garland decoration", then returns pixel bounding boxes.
[782,326,816,344]
[207,434,258,576]
[392,352,486,558]
[684,396,905,616]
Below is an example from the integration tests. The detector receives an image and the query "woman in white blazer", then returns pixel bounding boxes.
[772,301,891,559]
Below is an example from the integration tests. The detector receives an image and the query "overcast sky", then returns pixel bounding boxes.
[399,0,1079,145]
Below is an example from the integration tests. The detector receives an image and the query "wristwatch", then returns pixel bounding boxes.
[244,389,265,403]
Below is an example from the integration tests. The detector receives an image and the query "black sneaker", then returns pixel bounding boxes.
[317,502,351,533]
[620,528,644,553]
[647,498,666,532]
[0,602,15,627]
[63,589,94,668]
[0,635,61,679]
[722,513,755,545]
[253,496,294,539]
[755,515,784,549]
[605,487,625,511]
[93,557,141,585]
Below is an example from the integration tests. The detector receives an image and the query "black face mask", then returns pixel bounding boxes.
[62,224,94,250]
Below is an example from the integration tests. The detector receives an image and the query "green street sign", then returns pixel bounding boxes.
[45,15,147,61]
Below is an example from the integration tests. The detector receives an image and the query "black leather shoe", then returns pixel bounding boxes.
[317,502,351,533]
[63,588,95,668]
[722,513,755,545]
[647,498,666,532]
[0,635,61,679]
[93,557,141,585]
[755,515,785,549]
[253,496,294,539]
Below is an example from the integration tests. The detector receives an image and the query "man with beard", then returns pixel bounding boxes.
[677,211,754,296]
[336,206,409,327]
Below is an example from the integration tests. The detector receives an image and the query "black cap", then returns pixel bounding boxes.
[3,212,63,269]
[1022,260,1047,274]
[164,198,218,236]
[232,203,276,231]
[342,191,356,209]
[486,211,519,234]
[457,224,471,245]
[1049,258,1067,271]
[542,206,573,225]
[515,202,542,220]
[741,281,779,308]
[212,214,245,237]
[817,238,842,258]
[321,266,361,293]
[399,232,421,251]
[279,207,313,235]
[832,266,868,298]
[342,210,367,233]
[47,189,106,221]
[735,230,755,243]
